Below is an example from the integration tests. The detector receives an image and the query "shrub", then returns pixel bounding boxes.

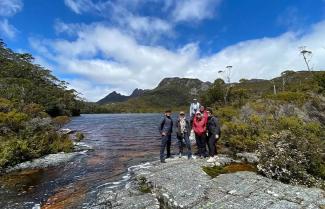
[314,72,325,93]
[257,131,325,188]
[0,138,29,168]
[75,132,85,141]
[222,122,258,152]
[215,106,238,122]
[0,111,29,131]
[49,133,74,153]
[23,103,46,118]
[265,92,307,105]
[0,98,13,112]
[52,116,71,130]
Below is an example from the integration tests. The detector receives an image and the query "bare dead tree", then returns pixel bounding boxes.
[218,66,233,104]
[299,46,312,72]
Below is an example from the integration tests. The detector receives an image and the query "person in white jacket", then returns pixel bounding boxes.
[190,99,200,118]
[189,99,200,156]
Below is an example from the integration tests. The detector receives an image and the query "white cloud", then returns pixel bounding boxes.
[0,0,23,17]
[172,0,222,22]
[64,0,97,14]
[0,0,23,39]
[66,78,114,101]
[31,20,325,101]
[0,19,18,39]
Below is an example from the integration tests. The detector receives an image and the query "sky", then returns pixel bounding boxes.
[1,0,325,101]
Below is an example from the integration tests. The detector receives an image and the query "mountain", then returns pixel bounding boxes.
[97,88,147,104]
[96,77,212,112]
[97,91,128,104]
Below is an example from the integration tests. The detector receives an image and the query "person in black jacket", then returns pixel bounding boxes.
[206,108,221,163]
[158,110,173,163]
[176,111,192,159]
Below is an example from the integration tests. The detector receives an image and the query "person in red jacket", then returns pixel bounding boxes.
[192,109,208,158]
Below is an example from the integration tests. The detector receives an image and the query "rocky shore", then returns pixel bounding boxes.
[3,141,92,174]
[89,155,325,209]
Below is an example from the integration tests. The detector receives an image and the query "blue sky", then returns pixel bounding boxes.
[1,0,325,101]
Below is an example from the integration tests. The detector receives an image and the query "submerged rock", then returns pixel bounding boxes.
[91,156,325,209]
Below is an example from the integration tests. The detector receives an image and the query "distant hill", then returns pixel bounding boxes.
[97,91,128,104]
[96,77,211,112]
[97,88,147,104]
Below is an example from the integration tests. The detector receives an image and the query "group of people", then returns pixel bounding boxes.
[158,99,221,163]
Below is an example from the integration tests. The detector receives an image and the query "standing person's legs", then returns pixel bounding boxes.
[160,135,168,161]
[208,134,217,157]
[201,134,208,157]
[166,134,172,158]
[195,134,202,156]
[207,134,212,157]
[184,133,192,158]
[195,133,200,155]
[177,136,184,154]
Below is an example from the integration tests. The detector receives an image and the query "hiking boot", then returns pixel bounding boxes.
[179,153,182,158]
[161,159,166,163]
[207,157,216,163]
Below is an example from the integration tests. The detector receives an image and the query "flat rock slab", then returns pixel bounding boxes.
[93,156,325,209]
[5,152,81,173]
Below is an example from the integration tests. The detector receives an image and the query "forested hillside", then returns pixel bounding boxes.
[0,40,81,117]
[0,40,81,169]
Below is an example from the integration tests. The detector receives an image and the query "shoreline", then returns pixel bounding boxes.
[87,155,325,209]
[1,141,93,175]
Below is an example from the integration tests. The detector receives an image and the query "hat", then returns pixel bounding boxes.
[195,111,201,115]
[179,111,185,115]
[193,98,197,101]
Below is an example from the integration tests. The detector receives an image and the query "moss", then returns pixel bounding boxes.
[137,176,152,193]
[202,163,257,178]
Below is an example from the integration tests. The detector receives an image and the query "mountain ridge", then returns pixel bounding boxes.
[97,77,211,105]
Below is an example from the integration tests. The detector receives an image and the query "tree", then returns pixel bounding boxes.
[299,46,312,72]
[218,66,233,104]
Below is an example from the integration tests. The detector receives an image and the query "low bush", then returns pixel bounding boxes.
[75,132,85,141]
[265,92,308,105]
[257,131,325,188]
[52,116,71,130]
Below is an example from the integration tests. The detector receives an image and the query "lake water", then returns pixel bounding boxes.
[0,114,181,209]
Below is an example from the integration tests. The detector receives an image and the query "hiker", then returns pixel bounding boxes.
[176,111,192,159]
[158,110,173,163]
[206,108,221,163]
[189,99,200,122]
[192,110,208,158]
[189,99,200,148]
[199,105,207,116]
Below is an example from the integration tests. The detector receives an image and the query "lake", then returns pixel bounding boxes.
[0,113,181,209]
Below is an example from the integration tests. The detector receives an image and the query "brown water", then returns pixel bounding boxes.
[0,114,179,209]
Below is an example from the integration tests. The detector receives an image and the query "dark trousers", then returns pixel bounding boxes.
[195,134,207,157]
[207,133,218,157]
[160,134,171,160]
[177,132,192,157]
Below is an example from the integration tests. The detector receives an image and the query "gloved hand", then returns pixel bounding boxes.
[215,134,219,139]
